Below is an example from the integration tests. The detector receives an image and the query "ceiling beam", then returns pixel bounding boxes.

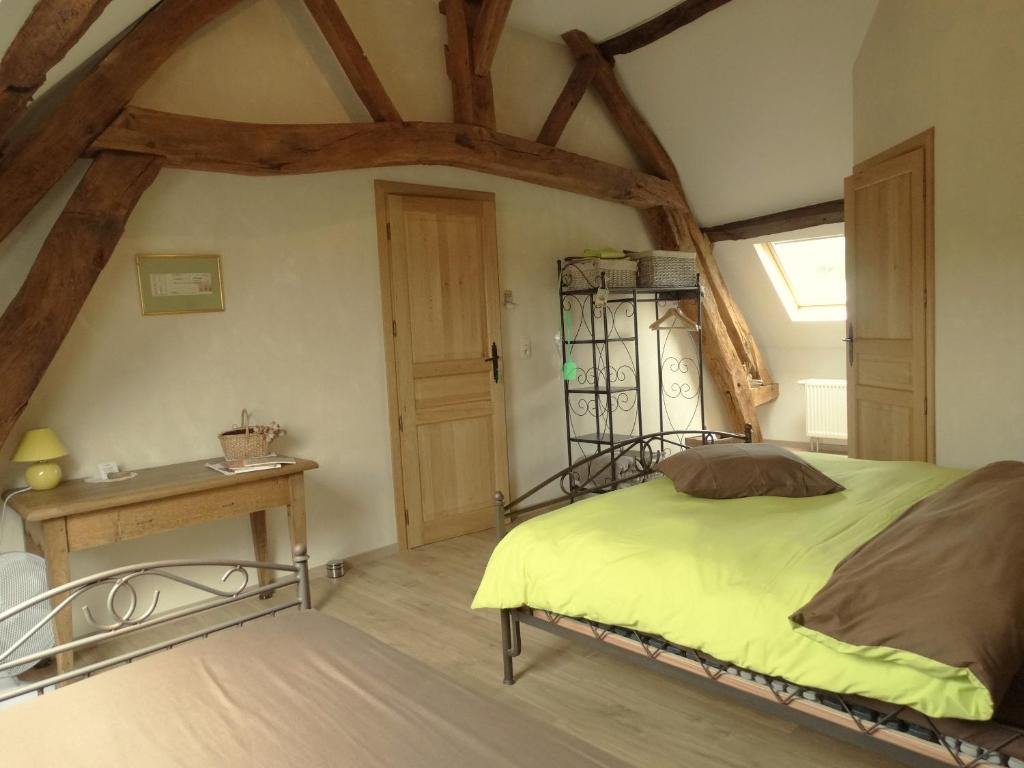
[561,29,775,435]
[0,0,113,140]
[705,199,845,242]
[536,53,599,146]
[302,0,402,122]
[0,151,161,448]
[471,0,513,76]
[0,0,244,249]
[89,108,686,210]
[598,0,733,58]
[442,0,476,125]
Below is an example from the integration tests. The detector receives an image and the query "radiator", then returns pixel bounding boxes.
[797,379,847,442]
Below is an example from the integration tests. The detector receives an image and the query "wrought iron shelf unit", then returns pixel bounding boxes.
[559,259,706,491]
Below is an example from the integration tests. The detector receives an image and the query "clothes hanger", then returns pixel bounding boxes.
[649,304,700,332]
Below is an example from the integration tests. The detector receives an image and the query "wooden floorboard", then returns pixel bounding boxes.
[317,532,898,768]
[64,531,898,767]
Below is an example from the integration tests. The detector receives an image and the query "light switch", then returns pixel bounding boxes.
[519,338,532,358]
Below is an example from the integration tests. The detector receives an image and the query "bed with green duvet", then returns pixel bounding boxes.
[472,453,992,721]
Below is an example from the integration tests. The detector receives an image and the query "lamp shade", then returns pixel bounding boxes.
[13,428,68,463]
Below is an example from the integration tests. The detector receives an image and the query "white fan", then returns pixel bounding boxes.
[0,491,55,698]
[0,552,54,675]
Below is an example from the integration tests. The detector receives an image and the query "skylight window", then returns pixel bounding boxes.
[754,235,846,322]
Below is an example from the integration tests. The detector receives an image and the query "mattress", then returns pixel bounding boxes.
[0,610,627,767]
[473,453,983,719]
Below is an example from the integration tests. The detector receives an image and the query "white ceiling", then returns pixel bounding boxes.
[0,0,878,225]
[507,0,681,42]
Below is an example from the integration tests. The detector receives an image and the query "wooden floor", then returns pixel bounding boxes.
[317,532,896,768]
[59,531,897,767]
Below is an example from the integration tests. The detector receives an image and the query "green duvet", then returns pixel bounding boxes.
[472,454,989,720]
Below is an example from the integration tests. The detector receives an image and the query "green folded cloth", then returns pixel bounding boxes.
[581,247,626,260]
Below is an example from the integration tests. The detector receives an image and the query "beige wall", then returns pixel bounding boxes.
[853,0,1024,467]
[714,224,846,444]
[0,0,653,599]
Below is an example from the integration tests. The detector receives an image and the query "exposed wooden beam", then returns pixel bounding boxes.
[705,199,845,242]
[464,1,496,129]
[563,31,770,380]
[0,0,243,249]
[750,383,780,407]
[598,0,733,58]
[659,204,774,410]
[0,0,113,139]
[302,0,402,123]
[561,29,774,435]
[647,208,765,437]
[442,0,475,124]
[90,108,685,210]
[0,152,161,448]
[563,31,681,186]
[471,0,513,76]
[536,54,599,146]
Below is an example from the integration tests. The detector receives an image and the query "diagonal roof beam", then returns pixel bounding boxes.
[562,29,774,436]
[0,0,113,140]
[599,0,733,58]
[0,0,243,248]
[302,0,401,122]
[0,151,161,448]
[536,53,599,146]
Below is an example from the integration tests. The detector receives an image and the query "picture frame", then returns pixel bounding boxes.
[136,254,225,316]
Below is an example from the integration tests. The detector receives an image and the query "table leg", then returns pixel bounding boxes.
[286,473,307,557]
[41,518,73,676]
[249,510,273,598]
[23,525,44,557]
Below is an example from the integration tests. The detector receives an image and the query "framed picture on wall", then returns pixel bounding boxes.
[136,254,225,316]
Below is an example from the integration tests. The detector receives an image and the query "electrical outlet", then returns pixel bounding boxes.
[519,338,532,358]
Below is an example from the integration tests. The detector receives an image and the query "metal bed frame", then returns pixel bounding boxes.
[0,544,310,703]
[491,431,1024,768]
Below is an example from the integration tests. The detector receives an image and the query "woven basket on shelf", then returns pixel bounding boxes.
[634,250,698,289]
[218,410,283,461]
[561,257,637,290]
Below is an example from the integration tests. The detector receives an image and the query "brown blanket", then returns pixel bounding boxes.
[0,610,627,767]
[792,461,1024,712]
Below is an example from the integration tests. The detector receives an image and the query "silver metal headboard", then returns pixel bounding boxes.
[0,544,310,701]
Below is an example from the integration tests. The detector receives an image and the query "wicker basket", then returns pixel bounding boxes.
[218,410,283,461]
[561,257,637,290]
[634,250,698,289]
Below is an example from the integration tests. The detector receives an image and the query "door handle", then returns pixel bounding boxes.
[842,323,854,367]
[484,342,500,383]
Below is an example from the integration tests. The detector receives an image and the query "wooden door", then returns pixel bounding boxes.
[845,132,934,461]
[377,182,509,548]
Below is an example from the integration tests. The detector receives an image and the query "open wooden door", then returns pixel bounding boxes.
[377,182,509,548]
[845,131,934,461]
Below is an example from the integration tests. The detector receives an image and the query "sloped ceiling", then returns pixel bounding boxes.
[0,0,877,225]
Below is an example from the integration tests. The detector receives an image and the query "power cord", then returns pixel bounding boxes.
[0,487,31,553]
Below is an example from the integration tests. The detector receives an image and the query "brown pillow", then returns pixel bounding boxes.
[655,442,844,499]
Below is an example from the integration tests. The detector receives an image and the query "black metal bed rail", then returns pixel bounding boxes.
[495,427,750,534]
[518,609,1024,768]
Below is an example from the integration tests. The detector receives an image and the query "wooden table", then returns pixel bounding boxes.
[10,457,318,675]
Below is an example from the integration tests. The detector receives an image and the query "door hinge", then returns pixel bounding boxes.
[404,508,409,525]
[392,319,397,337]
[386,222,392,240]
[398,415,404,432]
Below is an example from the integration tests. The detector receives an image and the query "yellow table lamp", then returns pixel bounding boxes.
[13,428,69,490]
